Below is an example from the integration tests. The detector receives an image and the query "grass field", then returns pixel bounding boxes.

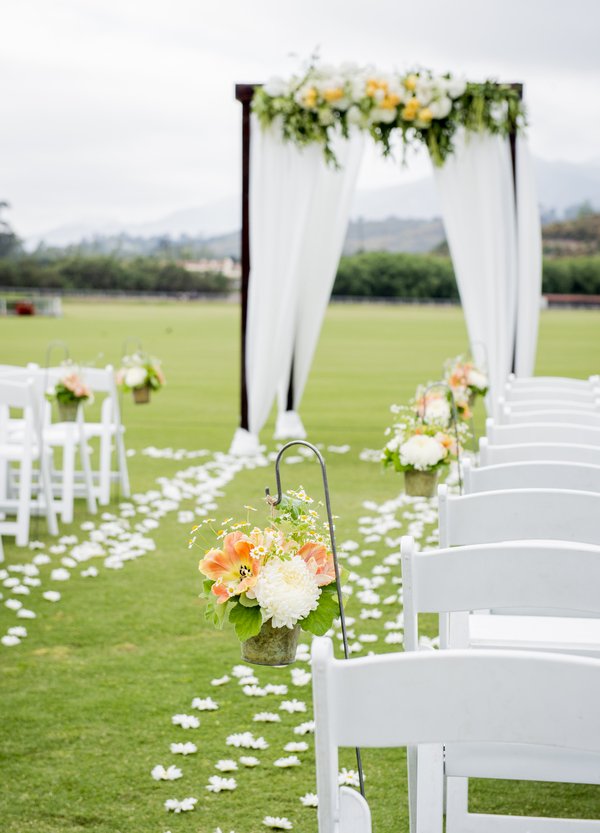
[1,301,599,833]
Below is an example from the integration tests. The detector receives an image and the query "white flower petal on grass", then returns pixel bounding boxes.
[290,669,311,686]
[2,634,20,646]
[81,567,99,578]
[242,685,267,697]
[358,634,378,643]
[50,568,70,582]
[215,760,238,772]
[274,755,301,768]
[164,797,197,813]
[152,764,183,781]
[211,675,231,687]
[238,674,259,685]
[11,585,29,595]
[61,557,77,568]
[338,768,361,787]
[239,756,260,767]
[170,742,197,755]
[231,664,253,678]
[43,591,61,602]
[17,608,36,619]
[293,721,315,736]
[280,699,306,714]
[284,742,308,753]
[263,817,293,830]
[264,684,288,695]
[171,714,200,729]
[300,793,318,807]
[226,731,269,749]
[253,712,280,723]
[33,554,51,565]
[191,697,218,711]
[5,599,23,610]
[206,776,237,793]
[385,632,404,645]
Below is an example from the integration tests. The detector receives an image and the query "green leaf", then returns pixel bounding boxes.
[238,593,259,608]
[300,584,340,636]
[228,602,263,641]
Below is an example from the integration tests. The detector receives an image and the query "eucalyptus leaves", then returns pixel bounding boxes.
[252,61,525,167]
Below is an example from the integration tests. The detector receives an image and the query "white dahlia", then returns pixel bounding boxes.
[399,434,446,471]
[254,556,321,629]
[423,397,451,426]
[124,366,148,389]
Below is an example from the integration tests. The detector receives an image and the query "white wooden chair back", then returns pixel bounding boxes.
[311,637,600,833]
[463,457,600,494]
[479,436,600,467]
[500,405,600,427]
[486,417,600,447]
[401,536,600,652]
[507,373,599,391]
[503,386,599,404]
[438,484,600,547]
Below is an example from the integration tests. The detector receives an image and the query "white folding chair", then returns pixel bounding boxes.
[499,396,600,414]
[499,406,600,427]
[479,436,600,467]
[0,378,58,559]
[438,483,600,547]
[400,538,600,833]
[486,418,600,447]
[463,457,600,494]
[72,366,130,505]
[312,638,600,833]
[502,387,600,405]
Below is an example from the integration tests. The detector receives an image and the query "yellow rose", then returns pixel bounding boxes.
[303,87,317,108]
[323,87,344,103]
[382,93,401,109]
[404,74,418,91]
[401,106,416,121]
[417,107,433,123]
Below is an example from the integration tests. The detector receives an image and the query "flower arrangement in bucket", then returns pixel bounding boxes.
[444,355,488,407]
[45,364,93,421]
[116,352,165,404]
[193,489,340,666]
[382,405,464,497]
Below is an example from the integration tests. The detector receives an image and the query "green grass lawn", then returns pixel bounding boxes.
[0,301,599,832]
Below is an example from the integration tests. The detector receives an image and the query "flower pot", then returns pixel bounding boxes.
[133,385,151,404]
[58,401,79,422]
[241,619,301,666]
[404,469,439,498]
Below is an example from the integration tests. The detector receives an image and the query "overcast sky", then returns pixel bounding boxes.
[2,0,600,237]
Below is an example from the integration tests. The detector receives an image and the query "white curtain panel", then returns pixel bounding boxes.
[245,115,323,438]
[276,131,365,434]
[433,130,518,399]
[514,135,542,377]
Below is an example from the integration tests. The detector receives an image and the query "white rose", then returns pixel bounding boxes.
[124,367,148,389]
[369,107,397,124]
[445,76,467,99]
[428,96,452,119]
[467,369,488,391]
[263,76,288,97]
[346,105,366,126]
[423,397,451,426]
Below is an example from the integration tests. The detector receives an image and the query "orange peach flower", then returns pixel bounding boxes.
[199,531,260,603]
[297,541,335,587]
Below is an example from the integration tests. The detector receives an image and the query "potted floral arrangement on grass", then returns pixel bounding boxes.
[444,355,488,408]
[193,489,340,666]
[116,352,165,404]
[382,405,462,497]
[46,365,93,422]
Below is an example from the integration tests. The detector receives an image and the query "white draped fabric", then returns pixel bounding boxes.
[514,135,542,377]
[276,132,364,437]
[243,115,363,444]
[433,131,520,400]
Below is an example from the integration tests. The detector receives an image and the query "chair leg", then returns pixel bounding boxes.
[415,744,444,833]
[98,432,111,505]
[445,777,469,833]
[16,454,32,546]
[61,437,75,524]
[40,452,59,536]
[78,431,97,516]
[116,428,130,498]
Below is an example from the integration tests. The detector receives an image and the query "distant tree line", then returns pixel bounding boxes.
[332,252,600,298]
[0,255,228,293]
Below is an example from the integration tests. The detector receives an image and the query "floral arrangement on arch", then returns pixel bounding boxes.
[444,355,489,404]
[252,59,525,167]
[116,352,165,393]
[193,489,340,642]
[382,404,466,473]
[45,363,93,406]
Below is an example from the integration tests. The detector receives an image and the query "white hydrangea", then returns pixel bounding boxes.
[399,435,446,471]
[254,556,320,629]
[124,366,148,389]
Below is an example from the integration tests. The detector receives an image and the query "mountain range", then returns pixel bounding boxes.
[27,156,600,251]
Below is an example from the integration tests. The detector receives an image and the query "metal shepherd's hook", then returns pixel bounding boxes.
[265,440,366,798]
[420,381,463,494]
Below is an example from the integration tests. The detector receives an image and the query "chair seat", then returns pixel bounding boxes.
[469,613,600,657]
[0,441,41,460]
[445,742,600,783]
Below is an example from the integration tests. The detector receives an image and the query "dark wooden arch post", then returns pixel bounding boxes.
[235,83,257,431]
[508,83,524,375]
